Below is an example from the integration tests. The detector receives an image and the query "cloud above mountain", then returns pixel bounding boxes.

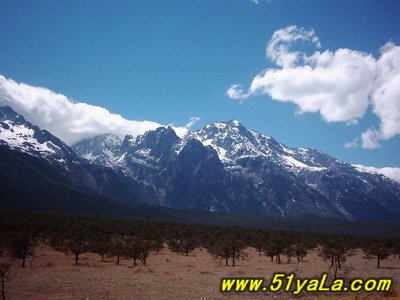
[0,75,194,145]
[227,25,400,149]
[353,164,400,184]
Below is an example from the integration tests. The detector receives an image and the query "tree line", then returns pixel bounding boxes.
[0,209,399,271]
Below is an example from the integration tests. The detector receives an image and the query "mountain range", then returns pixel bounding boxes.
[1,105,400,222]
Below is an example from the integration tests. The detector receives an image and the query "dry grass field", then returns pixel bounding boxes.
[1,244,399,299]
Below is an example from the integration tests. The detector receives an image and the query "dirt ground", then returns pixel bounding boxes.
[1,244,399,300]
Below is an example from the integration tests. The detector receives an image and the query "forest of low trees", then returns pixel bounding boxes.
[0,209,399,273]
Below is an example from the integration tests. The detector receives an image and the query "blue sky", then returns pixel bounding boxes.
[0,0,399,167]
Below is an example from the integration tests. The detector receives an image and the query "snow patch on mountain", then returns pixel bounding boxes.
[181,119,329,172]
[282,155,325,171]
[0,106,79,164]
[0,120,56,154]
[72,133,121,167]
[34,110,399,221]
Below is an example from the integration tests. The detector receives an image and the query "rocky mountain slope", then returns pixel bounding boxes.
[73,119,400,221]
[0,106,139,205]
[1,105,399,221]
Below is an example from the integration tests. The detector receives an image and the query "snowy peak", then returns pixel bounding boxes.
[137,126,179,148]
[228,119,240,126]
[0,105,79,164]
[123,126,179,161]
[70,119,338,173]
[72,126,182,171]
[4,108,395,222]
[72,133,121,166]
[121,126,179,153]
[184,120,273,161]
[183,120,333,172]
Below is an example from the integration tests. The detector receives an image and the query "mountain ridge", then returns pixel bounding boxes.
[1,105,399,222]
[72,116,400,221]
[0,105,140,205]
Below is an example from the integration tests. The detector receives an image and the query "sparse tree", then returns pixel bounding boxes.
[150,238,164,254]
[89,234,111,262]
[207,237,246,267]
[391,241,400,259]
[294,243,308,262]
[263,233,288,264]
[319,237,354,278]
[6,230,36,268]
[249,231,269,256]
[108,234,126,265]
[363,242,391,269]
[181,238,197,256]
[284,244,295,263]
[167,238,197,256]
[167,238,182,255]
[55,225,90,266]
[0,263,14,300]
[125,236,149,267]
[254,241,264,256]
[264,241,284,264]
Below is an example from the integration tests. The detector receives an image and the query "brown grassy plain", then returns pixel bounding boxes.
[1,244,399,300]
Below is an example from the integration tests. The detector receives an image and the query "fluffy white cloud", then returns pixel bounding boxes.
[360,129,380,149]
[344,138,359,149]
[364,43,400,148]
[353,164,400,183]
[0,75,193,145]
[226,84,247,100]
[228,25,400,149]
[266,25,321,68]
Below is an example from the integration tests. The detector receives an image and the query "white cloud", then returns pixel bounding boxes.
[226,84,248,100]
[345,119,359,126]
[344,138,359,149]
[0,75,189,145]
[360,129,381,149]
[353,164,400,183]
[184,117,200,129]
[169,116,200,137]
[362,42,400,148]
[266,25,321,68]
[249,0,273,5]
[228,25,400,149]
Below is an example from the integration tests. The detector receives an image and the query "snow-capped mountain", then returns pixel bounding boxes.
[180,119,335,171]
[0,106,139,205]
[0,106,79,165]
[72,119,400,221]
[72,133,121,167]
[1,105,399,221]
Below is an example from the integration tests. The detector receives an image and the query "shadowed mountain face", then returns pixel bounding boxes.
[1,105,400,221]
[0,105,139,205]
[73,118,400,222]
